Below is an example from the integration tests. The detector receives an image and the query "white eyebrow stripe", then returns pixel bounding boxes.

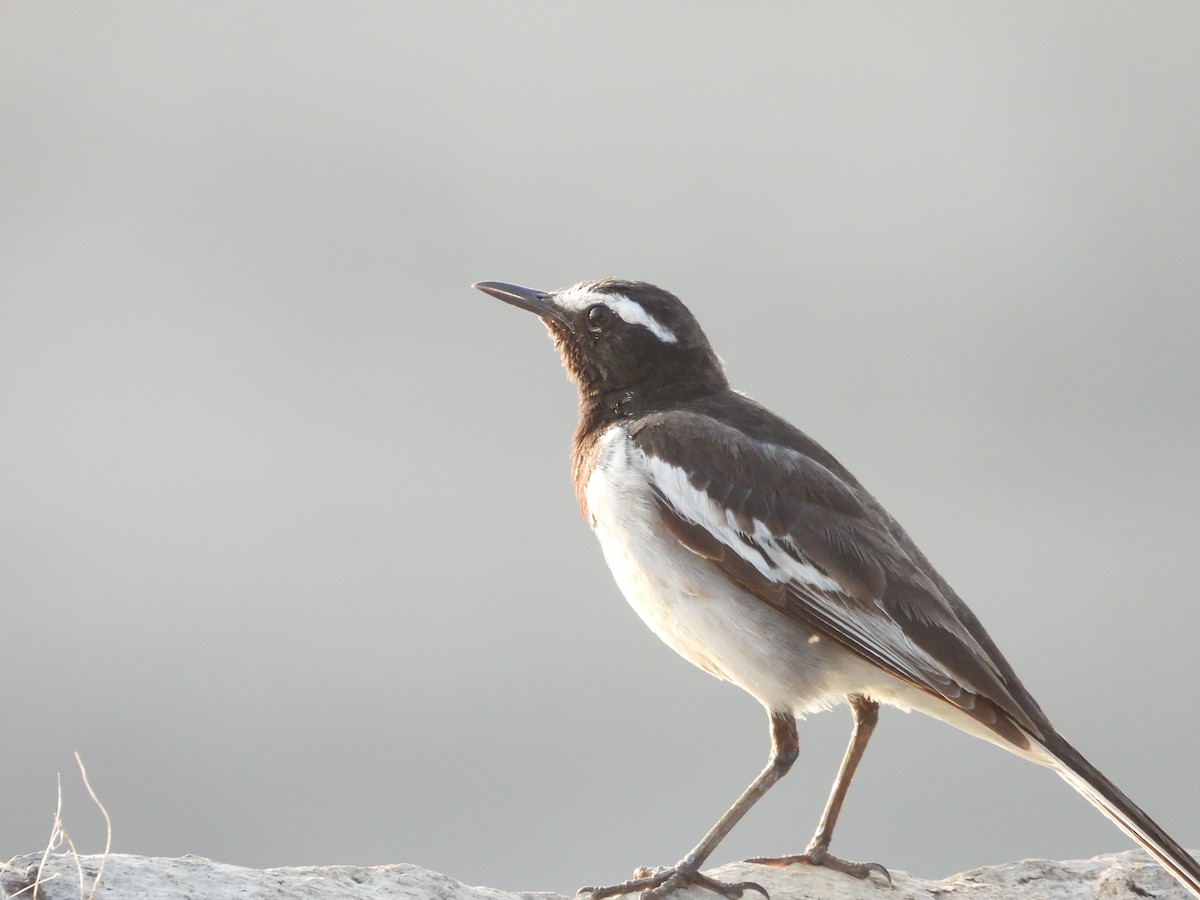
[555,284,679,344]
[555,282,607,311]
[606,294,678,343]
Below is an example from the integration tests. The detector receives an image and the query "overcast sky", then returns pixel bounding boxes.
[2,3,1198,895]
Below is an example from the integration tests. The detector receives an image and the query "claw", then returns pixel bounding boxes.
[746,852,892,888]
[686,871,768,899]
[577,865,770,900]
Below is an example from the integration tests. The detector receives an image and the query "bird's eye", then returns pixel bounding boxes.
[586,304,613,331]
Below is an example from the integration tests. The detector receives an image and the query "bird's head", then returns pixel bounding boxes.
[472,279,727,405]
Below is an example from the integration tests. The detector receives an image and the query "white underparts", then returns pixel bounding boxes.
[579,423,1032,756]
[583,425,880,715]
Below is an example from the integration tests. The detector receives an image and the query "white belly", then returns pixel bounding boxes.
[584,425,886,716]
[582,426,1054,763]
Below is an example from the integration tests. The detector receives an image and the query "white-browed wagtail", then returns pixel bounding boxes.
[472,279,1199,899]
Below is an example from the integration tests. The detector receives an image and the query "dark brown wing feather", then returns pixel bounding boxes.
[632,399,1053,747]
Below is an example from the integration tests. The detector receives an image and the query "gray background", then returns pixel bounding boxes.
[2,3,1198,895]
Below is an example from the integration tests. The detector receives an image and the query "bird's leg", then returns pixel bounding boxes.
[802,694,883,872]
[577,712,799,900]
[748,694,889,884]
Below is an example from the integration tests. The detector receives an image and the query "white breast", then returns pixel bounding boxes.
[583,425,882,716]
[580,426,1056,761]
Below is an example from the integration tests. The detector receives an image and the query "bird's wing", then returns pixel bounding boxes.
[630,408,1046,747]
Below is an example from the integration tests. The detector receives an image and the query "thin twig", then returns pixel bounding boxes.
[74,753,111,900]
[28,774,65,900]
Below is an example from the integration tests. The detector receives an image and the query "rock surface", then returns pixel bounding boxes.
[0,849,1191,899]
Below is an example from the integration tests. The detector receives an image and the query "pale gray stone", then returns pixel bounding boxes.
[0,849,1191,900]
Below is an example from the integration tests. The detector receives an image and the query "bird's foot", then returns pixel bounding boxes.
[746,848,892,887]
[577,864,769,900]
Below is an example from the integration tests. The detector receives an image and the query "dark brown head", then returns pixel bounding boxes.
[472,278,728,408]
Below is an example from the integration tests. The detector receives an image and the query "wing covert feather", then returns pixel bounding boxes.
[631,406,1048,744]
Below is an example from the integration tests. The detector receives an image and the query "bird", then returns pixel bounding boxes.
[471,278,1200,900]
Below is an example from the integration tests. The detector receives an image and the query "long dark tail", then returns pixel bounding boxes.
[1038,732,1200,896]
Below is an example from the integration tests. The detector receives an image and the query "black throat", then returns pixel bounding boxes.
[574,355,728,443]
[570,357,728,521]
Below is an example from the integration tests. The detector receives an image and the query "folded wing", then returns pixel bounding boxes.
[631,407,1049,748]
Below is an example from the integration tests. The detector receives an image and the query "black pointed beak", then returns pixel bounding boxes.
[472,281,572,331]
